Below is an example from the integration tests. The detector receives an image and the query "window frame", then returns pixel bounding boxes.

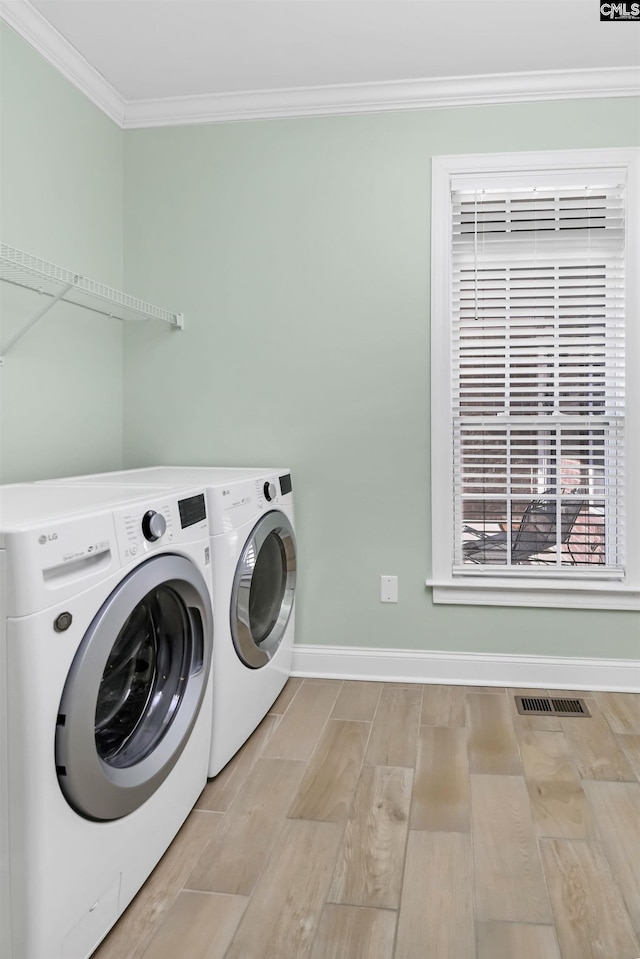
[429,147,640,610]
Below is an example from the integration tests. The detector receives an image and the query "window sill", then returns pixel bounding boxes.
[426,579,640,611]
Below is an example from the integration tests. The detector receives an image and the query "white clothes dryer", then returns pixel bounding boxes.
[205,471,296,776]
[41,467,297,777]
[0,482,213,959]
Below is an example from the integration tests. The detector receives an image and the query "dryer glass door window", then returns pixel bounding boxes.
[249,532,287,644]
[56,555,212,821]
[232,511,296,669]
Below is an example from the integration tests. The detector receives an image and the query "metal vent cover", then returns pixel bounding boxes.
[515,695,591,718]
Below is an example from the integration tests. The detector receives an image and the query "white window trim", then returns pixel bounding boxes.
[429,147,640,611]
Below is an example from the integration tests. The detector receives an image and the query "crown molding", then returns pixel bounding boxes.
[2,1,639,130]
[123,67,640,128]
[0,0,126,126]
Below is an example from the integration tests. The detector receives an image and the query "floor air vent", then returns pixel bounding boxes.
[515,695,590,718]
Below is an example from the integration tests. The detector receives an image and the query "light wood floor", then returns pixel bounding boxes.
[93,680,640,959]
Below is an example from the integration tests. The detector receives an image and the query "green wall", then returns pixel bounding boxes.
[122,98,640,660]
[1,25,637,660]
[0,26,124,482]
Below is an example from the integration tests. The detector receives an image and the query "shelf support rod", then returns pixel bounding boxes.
[0,278,77,362]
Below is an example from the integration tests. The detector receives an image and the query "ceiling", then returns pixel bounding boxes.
[3,0,639,125]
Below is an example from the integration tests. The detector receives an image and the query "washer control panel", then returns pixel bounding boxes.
[142,510,167,542]
[119,502,173,559]
[113,490,208,563]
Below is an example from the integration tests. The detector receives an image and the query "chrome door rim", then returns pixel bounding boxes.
[231,511,296,669]
[56,554,212,821]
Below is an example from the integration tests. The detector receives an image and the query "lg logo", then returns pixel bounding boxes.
[38,532,58,544]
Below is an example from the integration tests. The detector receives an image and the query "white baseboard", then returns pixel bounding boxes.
[291,644,640,693]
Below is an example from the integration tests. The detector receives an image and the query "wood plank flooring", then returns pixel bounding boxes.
[93,680,640,959]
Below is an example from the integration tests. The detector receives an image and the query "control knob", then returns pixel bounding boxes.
[263,481,277,502]
[142,510,166,542]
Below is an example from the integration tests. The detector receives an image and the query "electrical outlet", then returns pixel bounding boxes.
[380,575,398,603]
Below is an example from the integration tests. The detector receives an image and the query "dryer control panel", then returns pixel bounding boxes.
[207,474,293,535]
[257,473,293,506]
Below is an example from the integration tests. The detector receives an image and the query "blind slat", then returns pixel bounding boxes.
[451,180,626,574]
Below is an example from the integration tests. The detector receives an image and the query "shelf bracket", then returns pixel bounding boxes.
[0,245,185,363]
[0,279,77,364]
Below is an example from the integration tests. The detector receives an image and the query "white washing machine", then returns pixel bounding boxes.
[41,467,297,777]
[0,482,214,959]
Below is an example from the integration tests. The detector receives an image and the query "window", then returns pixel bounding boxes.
[429,149,639,610]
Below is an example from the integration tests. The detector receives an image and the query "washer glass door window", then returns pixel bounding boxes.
[232,511,296,668]
[56,555,212,821]
[95,583,192,767]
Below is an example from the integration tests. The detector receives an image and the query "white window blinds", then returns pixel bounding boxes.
[451,182,626,577]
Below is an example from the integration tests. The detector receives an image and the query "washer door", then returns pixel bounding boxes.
[56,555,212,821]
[231,510,296,669]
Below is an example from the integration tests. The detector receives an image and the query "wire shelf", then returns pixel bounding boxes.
[0,244,184,348]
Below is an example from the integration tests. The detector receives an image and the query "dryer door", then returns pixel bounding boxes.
[56,555,212,821]
[231,510,296,668]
